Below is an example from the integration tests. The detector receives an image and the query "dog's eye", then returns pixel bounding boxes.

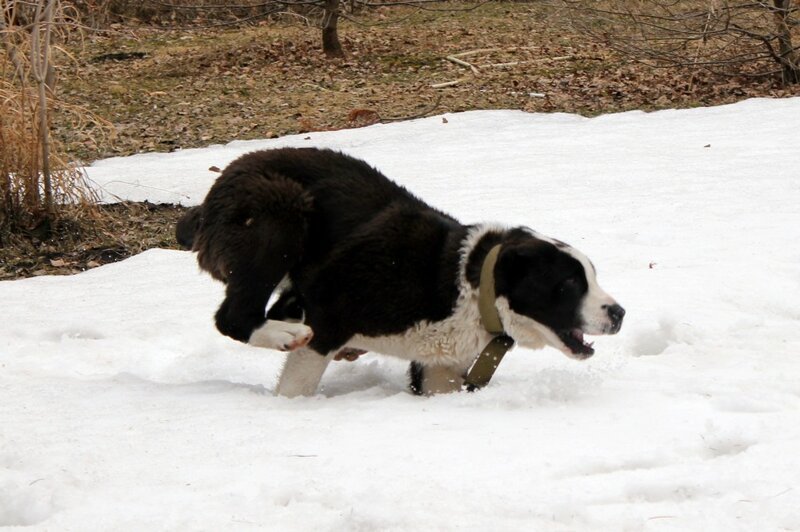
[556,275,580,294]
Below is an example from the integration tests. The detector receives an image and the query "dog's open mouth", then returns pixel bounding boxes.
[558,328,595,357]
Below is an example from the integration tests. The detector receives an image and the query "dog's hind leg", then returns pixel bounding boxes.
[200,177,313,344]
[214,277,276,344]
[249,320,314,351]
[409,361,470,395]
[276,348,335,397]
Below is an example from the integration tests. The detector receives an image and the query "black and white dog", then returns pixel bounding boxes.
[176,148,624,396]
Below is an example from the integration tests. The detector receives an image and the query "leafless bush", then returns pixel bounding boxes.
[1,0,107,239]
[560,0,800,85]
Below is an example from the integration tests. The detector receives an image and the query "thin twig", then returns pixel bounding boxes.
[446,54,480,75]
[382,93,441,121]
[431,78,465,88]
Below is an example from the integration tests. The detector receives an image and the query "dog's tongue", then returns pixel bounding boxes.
[571,328,595,354]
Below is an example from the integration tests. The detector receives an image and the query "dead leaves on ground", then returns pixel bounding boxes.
[56,4,798,162]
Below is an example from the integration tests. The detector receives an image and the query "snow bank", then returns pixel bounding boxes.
[2,98,799,530]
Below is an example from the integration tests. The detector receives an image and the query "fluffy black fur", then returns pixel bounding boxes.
[184,148,468,354]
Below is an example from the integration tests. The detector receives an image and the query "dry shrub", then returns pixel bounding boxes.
[0,81,102,237]
[1,0,109,244]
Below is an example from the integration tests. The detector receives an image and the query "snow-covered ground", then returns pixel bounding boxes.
[2,98,799,530]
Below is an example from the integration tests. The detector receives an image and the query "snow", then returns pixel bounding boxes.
[3,97,800,530]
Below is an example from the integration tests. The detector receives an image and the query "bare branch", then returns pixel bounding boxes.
[556,0,799,84]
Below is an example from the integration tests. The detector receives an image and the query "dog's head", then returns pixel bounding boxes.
[492,232,624,359]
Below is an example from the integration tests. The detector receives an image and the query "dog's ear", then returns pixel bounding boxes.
[496,240,548,279]
[494,239,563,304]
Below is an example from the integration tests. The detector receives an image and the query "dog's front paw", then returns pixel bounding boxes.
[249,320,314,351]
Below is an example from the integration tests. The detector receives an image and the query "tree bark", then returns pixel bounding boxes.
[322,0,344,58]
[31,0,56,214]
[773,0,800,84]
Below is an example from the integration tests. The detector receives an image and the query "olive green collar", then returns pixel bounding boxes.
[478,243,505,334]
[463,244,516,391]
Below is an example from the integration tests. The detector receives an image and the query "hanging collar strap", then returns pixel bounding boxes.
[464,244,516,391]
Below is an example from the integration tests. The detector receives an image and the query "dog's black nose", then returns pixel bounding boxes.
[607,304,625,332]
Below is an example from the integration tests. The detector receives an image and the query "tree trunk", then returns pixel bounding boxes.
[322,0,344,58]
[31,0,56,214]
[773,0,800,84]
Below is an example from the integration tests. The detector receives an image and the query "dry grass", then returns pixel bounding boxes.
[0,0,113,253]
[0,80,105,234]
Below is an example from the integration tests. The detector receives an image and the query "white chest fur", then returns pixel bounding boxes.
[348,289,494,367]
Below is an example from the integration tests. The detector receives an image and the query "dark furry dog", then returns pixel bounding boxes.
[177,148,624,396]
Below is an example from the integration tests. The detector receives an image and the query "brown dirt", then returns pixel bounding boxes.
[0,202,187,280]
[3,1,798,280]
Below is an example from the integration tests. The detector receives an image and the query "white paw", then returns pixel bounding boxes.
[249,320,314,351]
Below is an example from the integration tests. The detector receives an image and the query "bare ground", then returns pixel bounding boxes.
[3,2,798,279]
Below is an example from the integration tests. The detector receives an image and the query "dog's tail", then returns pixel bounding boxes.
[176,206,202,249]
